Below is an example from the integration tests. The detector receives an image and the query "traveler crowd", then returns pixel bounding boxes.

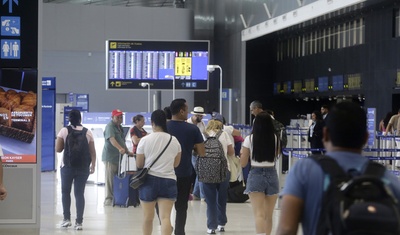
[53,100,400,235]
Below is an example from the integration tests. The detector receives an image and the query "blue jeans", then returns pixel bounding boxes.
[61,166,90,224]
[191,156,204,198]
[202,171,230,230]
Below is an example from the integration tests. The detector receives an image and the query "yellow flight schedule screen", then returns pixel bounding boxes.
[175,57,192,76]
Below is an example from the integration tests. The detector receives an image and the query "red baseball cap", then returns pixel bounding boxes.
[112,109,123,117]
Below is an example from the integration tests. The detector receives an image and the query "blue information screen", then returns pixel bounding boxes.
[332,75,344,91]
[318,76,329,92]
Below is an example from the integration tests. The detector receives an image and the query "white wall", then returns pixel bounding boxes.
[42,3,195,112]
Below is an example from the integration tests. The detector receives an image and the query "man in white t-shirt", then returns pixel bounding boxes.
[187,106,206,133]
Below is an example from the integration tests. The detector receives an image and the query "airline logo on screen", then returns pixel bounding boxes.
[110,42,117,49]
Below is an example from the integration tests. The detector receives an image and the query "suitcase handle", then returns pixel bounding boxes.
[117,153,127,179]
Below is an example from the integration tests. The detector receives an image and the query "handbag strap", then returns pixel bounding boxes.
[148,135,172,169]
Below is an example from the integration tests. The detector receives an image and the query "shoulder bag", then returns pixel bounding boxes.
[130,135,172,189]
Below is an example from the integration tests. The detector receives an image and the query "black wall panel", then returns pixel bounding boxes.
[246,1,400,125]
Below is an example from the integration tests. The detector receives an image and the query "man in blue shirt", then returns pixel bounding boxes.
[277,102,400,235]
[167,98,205,235]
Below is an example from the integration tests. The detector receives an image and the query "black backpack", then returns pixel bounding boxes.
[272,119,287,150]
[196,130,228,184]
[63,126,91,168]
[310,155,400,235]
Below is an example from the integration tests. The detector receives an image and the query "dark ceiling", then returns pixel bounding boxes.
[43,0,184,8]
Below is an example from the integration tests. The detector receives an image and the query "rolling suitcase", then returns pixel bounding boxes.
[112,154,140,207]
[112,173,131,207]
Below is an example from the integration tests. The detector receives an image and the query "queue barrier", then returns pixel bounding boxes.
[283,133,400,176]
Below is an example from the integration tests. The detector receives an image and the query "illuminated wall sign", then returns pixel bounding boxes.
[0,0,38,164]
[106,40,210,91]
[0,0,38,68]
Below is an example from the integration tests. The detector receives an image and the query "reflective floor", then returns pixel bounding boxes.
[0,172,302,235]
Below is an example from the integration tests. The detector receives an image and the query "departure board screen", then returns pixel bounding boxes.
[347,74,361,90]
[332,75,344,91]
[106,40,209,90]
[305,79,315,93]
[285,81,292,94]
[293,80,302,93]
[318,76,329,92]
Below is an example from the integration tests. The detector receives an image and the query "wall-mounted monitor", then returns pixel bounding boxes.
[285,81,292,94]
[305,78,315,93]
[273,82,279,94]
[293,80,302,93]
[318,76,329,92]
[106,40,210,90]
[347,73,361,90]
[332,75,344,91]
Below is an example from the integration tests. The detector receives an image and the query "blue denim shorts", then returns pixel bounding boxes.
[244,167,279,195]
[139,174,177,202]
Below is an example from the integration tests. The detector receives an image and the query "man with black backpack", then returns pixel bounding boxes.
[277,102,400,235]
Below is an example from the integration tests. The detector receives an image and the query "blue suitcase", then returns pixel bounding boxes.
[112,174,140,207]
[112,174,130,207]
[113,154,140,207]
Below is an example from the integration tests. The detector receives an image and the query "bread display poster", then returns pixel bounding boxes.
[0,69,37,164]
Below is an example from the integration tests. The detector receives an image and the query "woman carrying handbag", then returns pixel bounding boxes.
[135,109,182,235]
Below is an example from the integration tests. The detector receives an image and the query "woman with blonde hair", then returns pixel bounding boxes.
[200,119,234,234]
[240,111,279,235]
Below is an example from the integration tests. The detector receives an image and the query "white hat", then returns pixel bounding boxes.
[191,106,206,116]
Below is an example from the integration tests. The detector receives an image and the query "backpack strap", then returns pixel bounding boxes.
[362,160,385,178]
[66,125,73,134]
[309,155,348,181]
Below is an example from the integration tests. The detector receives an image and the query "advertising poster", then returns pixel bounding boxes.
[0,69,37,163]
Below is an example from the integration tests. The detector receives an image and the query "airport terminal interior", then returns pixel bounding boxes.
[2,0,400,234]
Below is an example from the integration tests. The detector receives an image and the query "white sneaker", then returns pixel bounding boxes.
[217,225,225,232]
[74,223,83,230]
[103,199,113,206]
[60,219,71,228]
[207,228,216,234]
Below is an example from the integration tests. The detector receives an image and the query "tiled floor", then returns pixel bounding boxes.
[0,172,298,235]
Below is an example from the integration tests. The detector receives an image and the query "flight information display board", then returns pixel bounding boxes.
[273,82,279,94]
[285,81,292,94]
[347,73,361,90]
[293,80,302,93]
[332,75,344,91]
[305,78,315,93]
[106,40,209,90]
[318,76,329,92]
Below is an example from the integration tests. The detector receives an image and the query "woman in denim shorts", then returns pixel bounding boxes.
[240,112,279,235]
[136,110,182,235]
